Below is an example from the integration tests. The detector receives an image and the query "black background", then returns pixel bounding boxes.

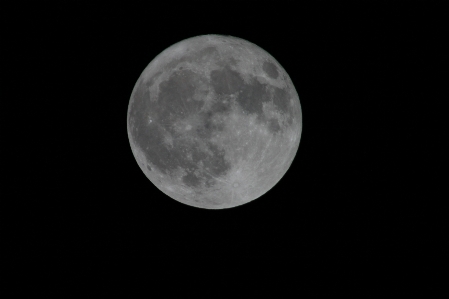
[4,1,446,296]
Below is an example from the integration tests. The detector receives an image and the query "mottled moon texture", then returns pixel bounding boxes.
[127,35,302,209]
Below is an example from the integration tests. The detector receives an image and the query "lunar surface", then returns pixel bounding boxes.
[127,35,302,209]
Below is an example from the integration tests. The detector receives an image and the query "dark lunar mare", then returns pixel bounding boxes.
[209,65,292,133]
[262,61,279,79]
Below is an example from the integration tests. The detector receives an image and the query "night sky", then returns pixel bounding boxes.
[4,1,445,296]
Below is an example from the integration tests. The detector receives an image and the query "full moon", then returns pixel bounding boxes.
[127,35,302,209]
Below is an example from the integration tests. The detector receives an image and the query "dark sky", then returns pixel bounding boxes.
[4,2,445,295]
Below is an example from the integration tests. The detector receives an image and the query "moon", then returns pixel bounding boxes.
[127,35,302,209]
